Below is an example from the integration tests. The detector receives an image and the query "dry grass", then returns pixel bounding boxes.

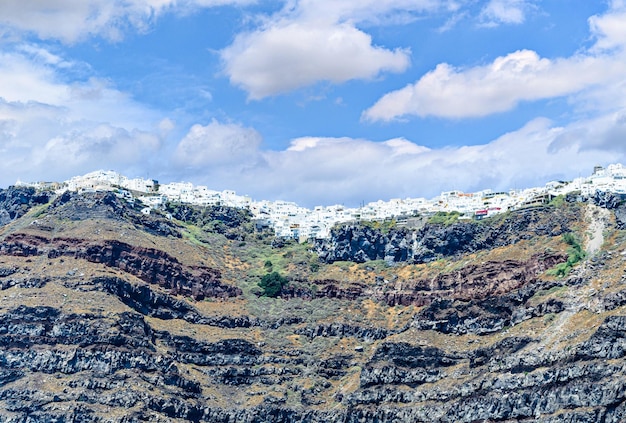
[147,316,254,342]
[0,277,129,316]
[3,197,626,415]
[193,297,249,317]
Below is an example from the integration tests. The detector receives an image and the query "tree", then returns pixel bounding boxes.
[258,272,288,297]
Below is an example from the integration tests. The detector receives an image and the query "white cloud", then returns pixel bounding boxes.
[0,0,253,43]
[437,11,468,33]
[222,21,410,99]
[0,45,167,185]
[589,9,626,52]
[219,0,463,99]
[251,120,604,206]
[0,98,163,184]
[3,0,626,211]
[38,125,161,168]
[0,50,68,105]
[292,0,457,25]
[553,111,626,154]
[165,116,623,207]
[363,6,626,122]
[479,0,531,27]
[363,49,626,120]
[173,120,262,167]
[0,45,161,126]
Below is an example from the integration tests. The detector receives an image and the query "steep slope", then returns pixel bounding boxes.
[1,190,626,422]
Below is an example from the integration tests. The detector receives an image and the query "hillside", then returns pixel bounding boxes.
[2,187,626,422]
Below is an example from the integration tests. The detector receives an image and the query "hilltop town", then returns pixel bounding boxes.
[16,164,626,240]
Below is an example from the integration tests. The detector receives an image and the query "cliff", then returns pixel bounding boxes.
[314,205,577,264]
[1,189,626,422]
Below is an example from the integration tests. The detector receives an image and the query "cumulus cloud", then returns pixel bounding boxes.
[0,46,161,127]
[0,0,253,43]
[251,120,614,206]
[0,45,166,186]
[479,0,531,27]
[221,22,410,99]
[173,120,262,167]
[0,98,162,184]
[554,112,626,154]
[219,0,463,99]
[38,125,161,169]
[165,117,622,207]
[589,7,626,52]
[4,0,626,211]
[0,50,68,105]
[363,49,626,120]
[363,5,626,122]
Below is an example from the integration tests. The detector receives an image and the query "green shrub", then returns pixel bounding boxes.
[549,195,566,208]
[547,232,586,278]
[258,272,289,297]
[360,219,397,234]
[428,211,462,225]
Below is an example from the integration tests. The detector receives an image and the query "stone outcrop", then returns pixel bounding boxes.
[5,309,621,423]
[3,277,626,422]
[315,206,578,264]
[90,277,300,330]
[0,186,51,226]
[48,190,182,237]
[282,252,565,310]
[0,234,238,300]
[591,190,622,209]
[412,275,573,336]
[295,323,392,341]
[164,202,254,240]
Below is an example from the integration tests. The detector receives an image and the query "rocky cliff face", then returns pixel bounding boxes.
[315,205,577,264]
[0,233,237,300]
[1,190,626,422]
[0,186,51,226]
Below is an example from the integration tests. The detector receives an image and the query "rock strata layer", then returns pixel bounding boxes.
[1,190,625,422]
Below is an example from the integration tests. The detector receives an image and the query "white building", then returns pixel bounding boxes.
[47,163,626,241]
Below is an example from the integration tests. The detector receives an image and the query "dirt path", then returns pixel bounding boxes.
[538,205,610,351]
[585,204,610,256]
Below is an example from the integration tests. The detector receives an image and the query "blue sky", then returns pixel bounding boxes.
[1,0,626,207]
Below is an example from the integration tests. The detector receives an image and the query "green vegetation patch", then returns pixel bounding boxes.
[164,202,254,240]
[359,218,397,234]
[427,211,463,226]
[240,239,317,278]
[258,271,289,297]
[548,194,566,208]
[547,232,586,278]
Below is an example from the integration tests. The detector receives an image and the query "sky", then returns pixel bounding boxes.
[1,0,626,207]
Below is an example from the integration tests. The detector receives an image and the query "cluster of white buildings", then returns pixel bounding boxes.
[18,164,626,240]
